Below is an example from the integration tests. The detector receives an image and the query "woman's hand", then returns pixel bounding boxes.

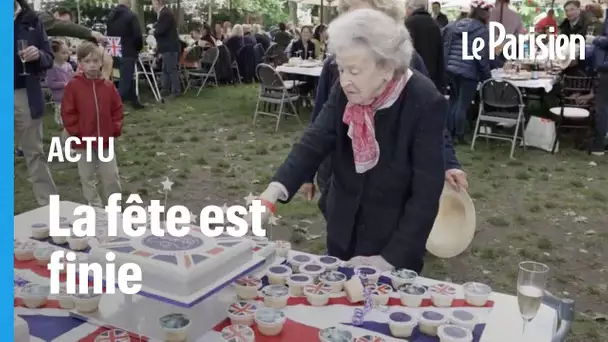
[300,183,316,201]
[445,169,468,192]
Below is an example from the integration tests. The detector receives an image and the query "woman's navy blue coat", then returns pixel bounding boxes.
[272,71,446,272]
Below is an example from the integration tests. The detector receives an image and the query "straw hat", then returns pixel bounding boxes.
[426,182,476,258]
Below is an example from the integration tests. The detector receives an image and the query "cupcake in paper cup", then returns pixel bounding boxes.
[419,310,448,336]
[463,282,492,307]
[438,324,473,342]
[234,275,261,300]
[159,313,191,341]
[388,311,418,338]
[303,282,332,306]
[275,240,292,258]
[73,287,103,313]
[34,246,55,266]
[398,283,427,307]
[300,263,326,281]
[449,309,478,331]
[254,307,286,336]
[57,284,74,309]
[317,255,341,271]
[21,283,49,308]
[228,301,257,326]
[289,253,313,273]
[267,265,292,285]
[221,324,255,342]
[354,335,387,342]
[67,235,89,251]
[371,283,393,305]
[430,283,457,307]
[287,274,313,296]
[389,268,417,288]
[14,240,37,261]
[319,327,353,342]
[319,270,347,293]
[51,227,69,245]
[30,223,49,239]
[353,265,380,283]
[261,284,289,309]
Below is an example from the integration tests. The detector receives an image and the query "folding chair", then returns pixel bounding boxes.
[543,291,574,342]
[548,74,595,154]
[471,79,526,159]
[135,54,162,102]
[264,43,288,67]
[184,47,219,96]
[220,44,241,84]
[254,63,301,131]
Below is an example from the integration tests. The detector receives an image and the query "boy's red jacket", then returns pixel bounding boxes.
[61,73,123,149]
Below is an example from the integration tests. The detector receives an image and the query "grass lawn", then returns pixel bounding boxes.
[15,84,608,341]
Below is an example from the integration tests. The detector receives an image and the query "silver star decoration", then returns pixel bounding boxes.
[190,211,198,224]
[161,177,174,191]
[244,193,256,205]
[268,214,279,226]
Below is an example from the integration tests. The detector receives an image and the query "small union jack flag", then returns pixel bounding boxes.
[228,301,256,316]
[94,329,131,342]
[105,37,122,57]
[431,283,456,295]
[221,324,255,342]
[304,282,331,295]
[355,335,386,342]
[235,276,260,287]
[373,283,393,295]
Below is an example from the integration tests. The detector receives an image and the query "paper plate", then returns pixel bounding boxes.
[426,182,476,258]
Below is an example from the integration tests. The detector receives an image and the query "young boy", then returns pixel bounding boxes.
[61,42,124,207]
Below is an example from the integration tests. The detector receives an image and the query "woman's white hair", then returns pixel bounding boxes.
[327,9,413,74]
[338,0,405,22]
[231,24,244,36]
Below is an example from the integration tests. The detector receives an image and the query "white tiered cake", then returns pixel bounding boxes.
[88,229,256,298]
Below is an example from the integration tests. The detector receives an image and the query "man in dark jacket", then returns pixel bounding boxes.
[152,0,181,98]
[431,2,449,28]
[14,0,57,205]
[273,22,292,51]
[405,0,445,92]
[242,24,258,46]
[591,10,608,155]
[107,0,144,109]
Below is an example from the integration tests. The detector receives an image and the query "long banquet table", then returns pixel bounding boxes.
[14,202,558,341]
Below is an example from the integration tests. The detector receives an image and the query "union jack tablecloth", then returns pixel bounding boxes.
[15,254,493,342]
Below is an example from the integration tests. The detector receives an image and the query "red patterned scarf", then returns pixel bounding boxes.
[343,72,410,173]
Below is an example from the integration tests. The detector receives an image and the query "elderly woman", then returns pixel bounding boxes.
[305,0,466,201]
[250,9,446,273]
[224,24,244,60]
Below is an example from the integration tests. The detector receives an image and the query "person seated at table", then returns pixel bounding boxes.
[224,24,244,60]
[442,0,492,144]
[288,25,316,60]
[273,22,292,52]
[243,24,257,46]
[312,24,328,59]
[252,24,271,51]
[247,9,447,273]
[213,22,225,41]
[306,0,467,200]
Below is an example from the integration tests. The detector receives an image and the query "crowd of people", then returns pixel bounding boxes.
[13,0,608,274]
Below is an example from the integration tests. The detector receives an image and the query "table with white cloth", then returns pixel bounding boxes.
[490,69,560,93]
[14,202,558,342]
[276,64,323,77]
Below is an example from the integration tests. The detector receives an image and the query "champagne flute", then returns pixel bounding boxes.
[17,40,29,75]
[517,261,549,340]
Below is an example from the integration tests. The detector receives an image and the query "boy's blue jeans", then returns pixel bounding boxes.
[594,72,608,152]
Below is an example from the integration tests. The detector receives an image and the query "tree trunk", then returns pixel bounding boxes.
[288,2,298,25]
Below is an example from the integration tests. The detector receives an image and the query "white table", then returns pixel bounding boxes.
[491,69,560,92]
[276,64,323,77]
[15,202,558,342]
